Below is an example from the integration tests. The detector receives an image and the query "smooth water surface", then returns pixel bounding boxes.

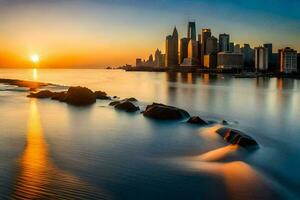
[0,69,300,199]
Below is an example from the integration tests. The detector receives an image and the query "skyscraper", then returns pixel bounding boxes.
[242,44,254,71]
[278,47,297,73]
[229,42,234,53]
[188,39,198,60]
[165,27,179,67]
[255,46,269,72]
[219,33,230,52]
[206,36,218,54]
[234,44,241,53]
[263,43,273,70]
[155,49,164,67]
[180,38,190,64]
[187,21,196,41]
[201,29,212,66]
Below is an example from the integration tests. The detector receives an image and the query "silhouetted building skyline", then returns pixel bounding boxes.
[134,21,298,73]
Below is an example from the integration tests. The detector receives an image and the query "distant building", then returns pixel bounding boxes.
[136,58,143,67]
[201,29,212,66]
[242,44,254,71]
[155,49,164,67]
[298,53,300,73]
[264,43,273,71]
[165,27,179,67]
[255,47,269,72]
[206,36,218,54]
[197,34,202,63]
[219,34,230,52]
[187,21,196,41]
[234,44,241,54]
[217,52,243,69]
[204,53,217,68]
[180,38,190,64]
[188,40,198,60]
[181,39,199,66]
[278,47,297,73]
[229,42,234,53]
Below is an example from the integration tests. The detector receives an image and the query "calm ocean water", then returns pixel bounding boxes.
[0,69,300,199]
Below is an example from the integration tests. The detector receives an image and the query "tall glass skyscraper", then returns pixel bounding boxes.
[187,21,196,41]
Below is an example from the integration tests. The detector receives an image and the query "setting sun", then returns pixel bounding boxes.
[31,54,40,64]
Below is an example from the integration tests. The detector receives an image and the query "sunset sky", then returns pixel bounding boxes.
[0,0,299,68]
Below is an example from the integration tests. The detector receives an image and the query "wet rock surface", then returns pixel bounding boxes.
[27,90,54,98]
[187,116,208,125]
[94,91,110,100]
[216,127,258,147]
[143,103,190,120]
[63,87,96,106]
[0,78,49,89]
[114,101,140,112]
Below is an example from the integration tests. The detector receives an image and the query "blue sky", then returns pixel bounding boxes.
[0,0,299,67]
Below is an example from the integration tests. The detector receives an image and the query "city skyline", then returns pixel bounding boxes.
[0,0,299,68]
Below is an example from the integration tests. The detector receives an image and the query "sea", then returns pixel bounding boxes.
[0,68,300,200]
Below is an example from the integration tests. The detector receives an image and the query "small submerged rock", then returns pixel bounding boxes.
[124,97,138,102]
[216,127,258,148]
[187,116,208,125]
[143,103,190,120]
[222,120,229,125]
[94,91,110,100]
[109,101,120,106]
[114,101,140,112]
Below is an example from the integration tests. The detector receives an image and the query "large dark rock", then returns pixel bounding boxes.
[216,127,258,147]
[187,116,208,125]
[114,101,140,112]
[94,91,110,100]
[27,90,54,98]
[143,103,190,120]
[63,86,96,106]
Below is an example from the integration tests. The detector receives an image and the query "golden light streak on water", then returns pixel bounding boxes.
[11,100,108,200]
[184,146,275,200]
[32,68,38,81]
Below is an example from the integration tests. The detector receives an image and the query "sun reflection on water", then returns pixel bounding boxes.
[11,100,108,199]
[32,68,38,81]
[184,146,275,200]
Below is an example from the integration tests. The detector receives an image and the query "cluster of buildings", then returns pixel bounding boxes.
[136,21,299,73]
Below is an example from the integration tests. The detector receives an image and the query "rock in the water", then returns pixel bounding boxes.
[187,116,208,125]
[109,101,120,106]
[143,103,190,120]
[64,86,96,106]
[114,101,140,112]
[94,91,110,100]
[222,120,229,125]
[216,127,258,147]
[51,92,67,101]
[27,90,54,98]
[125,97,138,102]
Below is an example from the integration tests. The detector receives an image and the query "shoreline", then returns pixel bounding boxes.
[121,67,300,79]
